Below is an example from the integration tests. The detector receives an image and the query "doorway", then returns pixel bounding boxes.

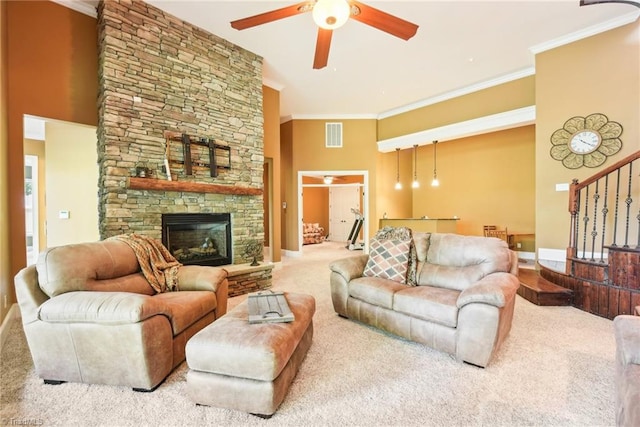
[24,155,39,266]
[298,170,369,253]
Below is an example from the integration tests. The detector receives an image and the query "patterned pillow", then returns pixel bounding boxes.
[371,226,417,286]
[363,237,412,284]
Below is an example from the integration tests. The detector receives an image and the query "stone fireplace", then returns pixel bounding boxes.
[162,213,232,266]
[96,0,265,266]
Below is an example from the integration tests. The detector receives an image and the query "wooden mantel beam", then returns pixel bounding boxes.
[128,177,262,196]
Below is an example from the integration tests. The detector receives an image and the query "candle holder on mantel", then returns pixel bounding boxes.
[244,241,263,266]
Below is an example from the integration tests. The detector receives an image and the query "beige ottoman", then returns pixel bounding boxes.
[185,292,315,417]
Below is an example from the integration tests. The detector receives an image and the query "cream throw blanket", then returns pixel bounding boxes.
[110,233,182,293]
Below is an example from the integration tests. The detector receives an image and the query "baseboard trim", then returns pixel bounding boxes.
[538,248,566,262]
[517,251,535,260]
[0,304,20,351]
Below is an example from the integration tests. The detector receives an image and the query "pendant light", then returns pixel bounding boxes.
[394,148,402,190]
[411,144,419,188]
[431,140,439,187]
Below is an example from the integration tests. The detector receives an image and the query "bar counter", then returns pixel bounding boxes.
[379,218,459,233]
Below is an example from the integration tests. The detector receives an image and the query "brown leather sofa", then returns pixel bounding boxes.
[329,232,519,368]
[14,239,228,391]
[614,314,640,427]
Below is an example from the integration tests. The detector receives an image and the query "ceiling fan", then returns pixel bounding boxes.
[230,0,419,69]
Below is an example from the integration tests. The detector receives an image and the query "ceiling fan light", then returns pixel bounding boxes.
[312,0,350,30]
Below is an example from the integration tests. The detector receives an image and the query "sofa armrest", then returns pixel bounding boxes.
[457,272,519,309]
[615,315,640,366]
[177,265,227,292]
[329,255,368,283]
[38,291,172,324]
[14,265,50,324]
[178,265,228,318]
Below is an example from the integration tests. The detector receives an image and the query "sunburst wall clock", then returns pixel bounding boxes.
[549,113,623,169]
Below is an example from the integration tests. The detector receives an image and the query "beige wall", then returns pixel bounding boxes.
[535,21,640,251]
[45,121,99,247]
[1,0,10,324]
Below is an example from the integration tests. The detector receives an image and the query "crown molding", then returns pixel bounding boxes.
[530,10,640,54]
[51,0,98,18]
[377,106,535,153]
[377,68,535,120]
[284,114,378,123]
[262,77,285,91]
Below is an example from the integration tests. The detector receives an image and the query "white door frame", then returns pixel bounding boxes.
[297,170,369,254]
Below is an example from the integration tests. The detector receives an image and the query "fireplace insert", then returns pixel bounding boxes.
[161,213,232,266]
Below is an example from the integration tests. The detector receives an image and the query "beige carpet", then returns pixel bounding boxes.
[1,241,616,426]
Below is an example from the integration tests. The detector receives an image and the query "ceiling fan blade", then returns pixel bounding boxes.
[349,1,418,41]
[313,28,333,69]
[579,0,639,7]
[231,1,313,30]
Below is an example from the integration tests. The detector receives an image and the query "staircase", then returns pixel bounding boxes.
[539,150,640,319]
[517,268,572,306]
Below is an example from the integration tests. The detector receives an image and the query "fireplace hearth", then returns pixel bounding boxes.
[162,213,232,266]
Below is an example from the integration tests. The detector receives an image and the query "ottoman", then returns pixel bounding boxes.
[185,292,315,417]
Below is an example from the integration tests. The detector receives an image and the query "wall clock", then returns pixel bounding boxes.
[549,113,623,169]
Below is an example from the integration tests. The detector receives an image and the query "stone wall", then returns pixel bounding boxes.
[96,0,264,264]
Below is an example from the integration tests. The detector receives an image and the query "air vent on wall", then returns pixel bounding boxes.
[325,122,343,148]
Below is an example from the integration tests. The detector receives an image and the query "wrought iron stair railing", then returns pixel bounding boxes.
[567,150,640,285]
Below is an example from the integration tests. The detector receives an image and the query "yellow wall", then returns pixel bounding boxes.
[409,126,535,236]
[1,0,10,324]
[45,121,99,247]
[281,119,379,250]
[6,0,98,308]
[535,21,640,250]
[302,187,329,231]
[262,86,282,262]
[378,76,535,140]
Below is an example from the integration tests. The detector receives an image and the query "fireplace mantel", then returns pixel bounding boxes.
[128,177,263,196]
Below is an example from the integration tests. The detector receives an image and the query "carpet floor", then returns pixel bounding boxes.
[1,241,616,426]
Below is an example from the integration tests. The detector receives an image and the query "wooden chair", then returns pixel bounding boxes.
[485,227,514,249]
[483,225,497,237]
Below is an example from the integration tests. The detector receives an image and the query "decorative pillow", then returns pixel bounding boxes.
[369,226,417,286]
[363,237,412,284]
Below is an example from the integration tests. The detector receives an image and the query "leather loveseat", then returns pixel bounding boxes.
[329,232,519,367]
[14,237,228,391]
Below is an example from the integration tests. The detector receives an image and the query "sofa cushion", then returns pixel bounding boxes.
[413,232,431,262]
[393,285,460,328]
[418,233,512,291]
[363,236,412,284]
[38,291,169,324]
[349,276,408,309]
[36,240,150,297]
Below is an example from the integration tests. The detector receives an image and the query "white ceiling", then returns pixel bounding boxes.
[64,1,639,120]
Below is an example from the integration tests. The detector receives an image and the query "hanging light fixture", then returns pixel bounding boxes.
[431,140,440,187]
[394,148,402,190]
[312,0,351,30]
[411,144,419,188]
[323,176,334,185]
